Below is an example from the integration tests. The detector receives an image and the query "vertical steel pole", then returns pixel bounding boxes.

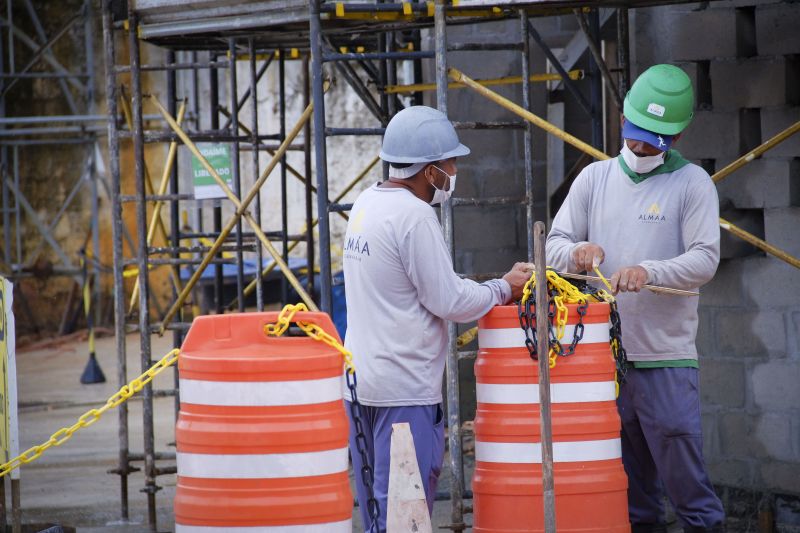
[209,54,224,314]
[84,0,102,324]
[616,7,631,97]
[521,10,534,262]
[102,0,129,520]
[588,8,604,152]
[378,0,390,181]
[127,12,158,529]
[12,147,20,271]
[302,55,315,299]
[435,2,464,530]
[279,49,289,305]
[533,221,556,533]
[310,0,331,312]
[0,16,8,271]
[166,49,181,417]
[248,39,264,311]
[228,38,245,312]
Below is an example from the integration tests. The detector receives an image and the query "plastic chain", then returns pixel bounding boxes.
[0,348,180,478]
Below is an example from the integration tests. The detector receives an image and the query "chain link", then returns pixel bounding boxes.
[0,348,180,478]
[264,304,380,529]
[516,268,628,391]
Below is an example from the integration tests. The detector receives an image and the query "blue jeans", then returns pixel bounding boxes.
[345,401,445,533]
[617,367,725,529]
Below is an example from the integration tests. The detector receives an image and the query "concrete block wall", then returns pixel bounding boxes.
[435,2,799,515]
[631,0,800,513]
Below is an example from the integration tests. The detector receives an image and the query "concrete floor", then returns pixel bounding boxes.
[10,331,699,533]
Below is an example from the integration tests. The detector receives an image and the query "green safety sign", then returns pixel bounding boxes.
[192,143,233,200]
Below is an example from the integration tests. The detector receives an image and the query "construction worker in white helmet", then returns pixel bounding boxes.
[342,105,531,532]
[547,64,726,532]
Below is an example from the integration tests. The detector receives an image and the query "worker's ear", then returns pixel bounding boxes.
[620,114,625,129]
[671,132,682,145]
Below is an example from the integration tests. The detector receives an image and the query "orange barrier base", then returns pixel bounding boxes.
[473,460,630,532]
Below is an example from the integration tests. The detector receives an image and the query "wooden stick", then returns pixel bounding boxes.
[556,271,700,297]
[533,222,557,533]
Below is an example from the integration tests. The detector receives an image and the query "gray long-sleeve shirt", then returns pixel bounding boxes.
[343,185,510,406]
[546,158,720,362]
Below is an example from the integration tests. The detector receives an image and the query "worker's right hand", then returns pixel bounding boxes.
[502,262,534,302]
[571,243,605,273]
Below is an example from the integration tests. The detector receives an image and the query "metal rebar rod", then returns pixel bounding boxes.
[384,70,583,94]
[712,120,800,183]
[152,96,318,333]
[533,222,556,533]
[101,0,129,521]
[574,8,623,110]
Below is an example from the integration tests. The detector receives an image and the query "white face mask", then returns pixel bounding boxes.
[429,165,456,205]
[621,141,665,174]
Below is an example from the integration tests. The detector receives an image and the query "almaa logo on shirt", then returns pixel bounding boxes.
[639,202,667,223]
[344,209,371,260]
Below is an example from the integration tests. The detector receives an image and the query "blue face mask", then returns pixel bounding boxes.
[428,165,456,205]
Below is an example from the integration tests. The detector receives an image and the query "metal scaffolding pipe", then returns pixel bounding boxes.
[151,96,318,333]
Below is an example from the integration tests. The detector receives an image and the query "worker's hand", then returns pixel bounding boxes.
[610,265,648,294]
[571,243,605,273]
[502,262,534,302]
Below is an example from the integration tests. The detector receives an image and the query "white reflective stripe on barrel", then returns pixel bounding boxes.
[176,519,352,533]
[179,376,342,406]
[177,447,349,479]
[476,381,616,404]
[478,322,610,349]
[475,438,621,463]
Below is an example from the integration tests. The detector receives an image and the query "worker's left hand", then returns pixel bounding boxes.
[610,265,648,294]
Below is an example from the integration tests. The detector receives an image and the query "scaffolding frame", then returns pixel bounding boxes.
[100,1,800,532]
[0,0,106,339]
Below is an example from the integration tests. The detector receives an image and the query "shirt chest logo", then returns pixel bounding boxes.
[638,202,667,223]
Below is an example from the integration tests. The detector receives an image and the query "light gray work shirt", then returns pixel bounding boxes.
[342,184,511,406]
[546,158,720,362]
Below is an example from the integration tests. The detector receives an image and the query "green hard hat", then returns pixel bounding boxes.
[623,64,694,136]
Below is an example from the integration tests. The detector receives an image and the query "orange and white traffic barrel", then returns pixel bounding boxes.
[473,303,629,533]
[174,312,352,532]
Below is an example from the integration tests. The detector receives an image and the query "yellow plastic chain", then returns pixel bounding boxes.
[0,348,180,479]
[265,303,356,375]
[519,267,618,369]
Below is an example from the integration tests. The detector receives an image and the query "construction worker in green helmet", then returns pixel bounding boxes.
[547,64,726,532]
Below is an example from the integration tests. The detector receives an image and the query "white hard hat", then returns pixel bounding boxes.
[379,105,470,164]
